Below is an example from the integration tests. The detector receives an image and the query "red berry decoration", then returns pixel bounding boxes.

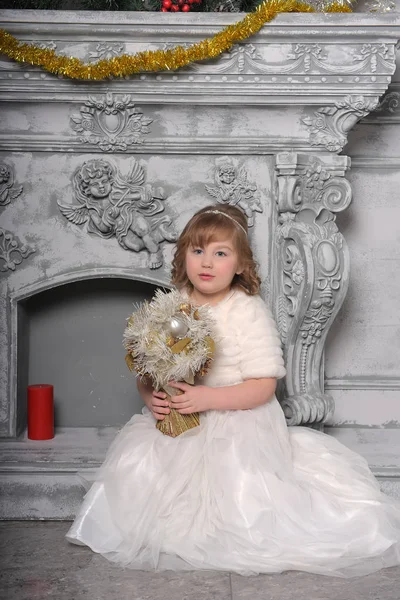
[161,6,169,10]
[170,3,179,10]
[182,2,190,9]
[162,0,172,6]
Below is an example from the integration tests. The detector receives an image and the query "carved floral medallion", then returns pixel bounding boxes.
[70,92,153,152]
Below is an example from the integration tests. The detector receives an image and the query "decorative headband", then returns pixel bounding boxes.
[203,209,247,236]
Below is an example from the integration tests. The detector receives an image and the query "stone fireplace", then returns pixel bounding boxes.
[0,10,399,518]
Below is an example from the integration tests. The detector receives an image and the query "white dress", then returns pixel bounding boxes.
[66,289,400,577]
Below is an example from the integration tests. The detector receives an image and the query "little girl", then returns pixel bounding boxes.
[67,204,400,577]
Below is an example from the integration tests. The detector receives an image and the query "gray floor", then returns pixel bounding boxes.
[1,522,400,600]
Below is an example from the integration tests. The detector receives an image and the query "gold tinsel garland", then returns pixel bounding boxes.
[0,0,352,81]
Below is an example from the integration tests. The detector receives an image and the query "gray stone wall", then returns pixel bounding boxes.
[325,49,400,428]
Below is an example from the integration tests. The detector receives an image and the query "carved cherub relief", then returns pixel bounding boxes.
[205,157,262,227]
[58,159,177,269]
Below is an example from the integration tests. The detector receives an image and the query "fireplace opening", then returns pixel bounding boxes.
[17,278,157,433]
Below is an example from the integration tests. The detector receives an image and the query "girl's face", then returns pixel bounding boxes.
[185,237,242,306]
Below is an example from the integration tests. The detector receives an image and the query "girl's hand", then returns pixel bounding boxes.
[168,382,213,414]
[149,390,170,421]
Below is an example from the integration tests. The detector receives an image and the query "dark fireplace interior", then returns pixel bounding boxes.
[17,278,157,435]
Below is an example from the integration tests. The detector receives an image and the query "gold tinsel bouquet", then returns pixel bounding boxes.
[123,289,215,438]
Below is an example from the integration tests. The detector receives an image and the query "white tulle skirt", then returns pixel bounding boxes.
[66,398,400,577]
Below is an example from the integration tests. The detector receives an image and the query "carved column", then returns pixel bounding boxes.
[273,152,352,427]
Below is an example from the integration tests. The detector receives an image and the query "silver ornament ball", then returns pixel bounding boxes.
[167,316,189,339]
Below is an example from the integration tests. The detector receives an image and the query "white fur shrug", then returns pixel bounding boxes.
[201,289,286,388]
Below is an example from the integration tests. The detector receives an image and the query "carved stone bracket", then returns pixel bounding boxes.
[302,95,380,152]
[274,152,352,427]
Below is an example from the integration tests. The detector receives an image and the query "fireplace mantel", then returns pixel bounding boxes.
[1,11,400,439]
[1,12,399,105]
[0,10,400,517]
[0,13,399,155]
[0,10,399,418]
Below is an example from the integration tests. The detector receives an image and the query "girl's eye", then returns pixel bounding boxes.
[216,251,226,257]
[193,248,203,255]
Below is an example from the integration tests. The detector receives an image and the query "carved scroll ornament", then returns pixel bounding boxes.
[58,159,177,269]
[274,153,351,427]
[373,90,400,115]
[0,228,35,272]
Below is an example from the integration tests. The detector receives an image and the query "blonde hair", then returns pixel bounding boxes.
[171,204,261,295]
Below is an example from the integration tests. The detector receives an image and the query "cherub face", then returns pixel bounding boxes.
[88,174,111,199]
[219,166,235,185]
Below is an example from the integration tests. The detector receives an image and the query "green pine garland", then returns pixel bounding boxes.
[77,0,161,10]
[0,0,251,10]
[0,0,63,8]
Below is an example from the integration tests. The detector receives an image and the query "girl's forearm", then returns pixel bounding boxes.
[208,378,277,411]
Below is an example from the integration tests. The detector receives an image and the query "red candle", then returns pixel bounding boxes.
[27,384,54,440]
